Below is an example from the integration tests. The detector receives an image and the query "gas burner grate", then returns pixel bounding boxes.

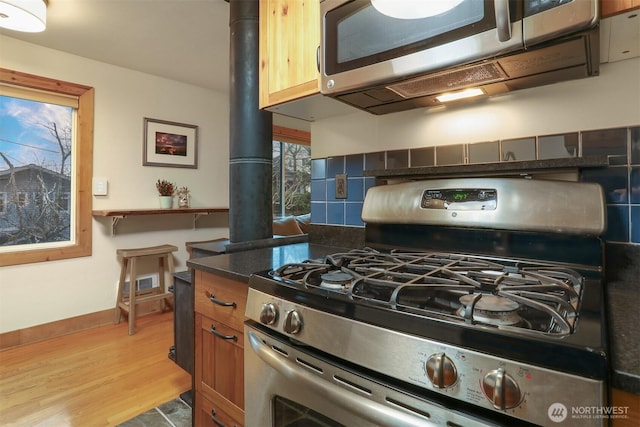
[269,248,584,336]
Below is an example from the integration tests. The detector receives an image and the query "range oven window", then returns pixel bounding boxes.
[274,396,343,427]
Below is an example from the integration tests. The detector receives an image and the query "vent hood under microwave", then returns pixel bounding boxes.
[320,0,600,115]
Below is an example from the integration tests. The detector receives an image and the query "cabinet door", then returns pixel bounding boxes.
[259,0,320,108]
[611,388,640,427]
[195,392,244,427]
[195,313,245,417]
[601,0,640,17]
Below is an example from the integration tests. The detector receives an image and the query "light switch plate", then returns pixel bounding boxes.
[92,177,108,196]
[335,174,347,199]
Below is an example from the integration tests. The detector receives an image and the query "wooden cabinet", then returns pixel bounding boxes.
[601,0,640,17]
[194,270,248,427]
[195,393,244,427]
[259,0,320,109]
[611,388,640,427]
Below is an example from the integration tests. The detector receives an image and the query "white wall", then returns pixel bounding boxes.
[311,58,640,158]
[0,36,230,333]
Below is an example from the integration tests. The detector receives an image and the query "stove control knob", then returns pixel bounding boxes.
[482,368,522,410]
[259,303,278,325]
[283,310,303,335]
[425,353,457,388]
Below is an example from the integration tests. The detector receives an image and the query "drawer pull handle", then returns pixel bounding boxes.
[210,325,238,341]
[206,291,237,308]
[211,409,236,427]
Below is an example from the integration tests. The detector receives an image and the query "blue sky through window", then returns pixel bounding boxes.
[0,96,72,173]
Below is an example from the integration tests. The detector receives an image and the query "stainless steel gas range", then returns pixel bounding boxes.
[244,178,610,427]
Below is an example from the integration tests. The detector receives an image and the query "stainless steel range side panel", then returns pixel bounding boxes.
[246,288,607,427]
[361,178,606,236]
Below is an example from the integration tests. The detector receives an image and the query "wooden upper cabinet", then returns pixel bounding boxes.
[259,0,320,109]
[601,0,640,17]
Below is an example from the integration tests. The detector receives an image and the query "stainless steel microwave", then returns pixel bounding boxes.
[320,0,599,114]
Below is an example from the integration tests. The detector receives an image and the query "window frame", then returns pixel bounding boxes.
[272,125,311,218]
[0,68,94,266]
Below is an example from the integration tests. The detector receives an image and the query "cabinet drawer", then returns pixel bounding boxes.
[195,392,244,427]
[195,271,248,331]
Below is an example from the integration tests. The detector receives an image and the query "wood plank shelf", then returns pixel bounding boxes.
[92,207,229,235]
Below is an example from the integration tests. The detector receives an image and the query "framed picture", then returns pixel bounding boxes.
[143,118,198,168]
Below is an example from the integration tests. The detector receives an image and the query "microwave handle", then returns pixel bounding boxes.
[316,45,320,73]
[495,0,512,42]
[247,331,437,427]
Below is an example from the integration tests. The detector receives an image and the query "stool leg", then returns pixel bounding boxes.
[158,255,167,312]
[114,257,128,324]
[165,253,175,310]
[128,257,138,335]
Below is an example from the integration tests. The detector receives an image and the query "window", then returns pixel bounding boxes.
[15,192,28,207]
[0,68,93,266]
[272,126,311,218]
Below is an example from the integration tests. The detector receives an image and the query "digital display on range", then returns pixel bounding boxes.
[421,188,497,211]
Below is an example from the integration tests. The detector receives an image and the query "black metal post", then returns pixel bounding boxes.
[228,0,273,243]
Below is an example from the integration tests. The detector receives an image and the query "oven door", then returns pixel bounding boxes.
[244,322,499,427]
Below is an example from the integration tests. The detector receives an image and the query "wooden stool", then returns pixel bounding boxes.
[114,244,178,335]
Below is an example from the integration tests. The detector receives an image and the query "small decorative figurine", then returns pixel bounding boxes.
[176,186,191,208]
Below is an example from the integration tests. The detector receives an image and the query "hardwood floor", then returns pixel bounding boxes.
[0,312,191,426]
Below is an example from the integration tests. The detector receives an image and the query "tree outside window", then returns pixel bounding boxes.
[0,68,93,266]
[272,141,311,217]
[0,96,73,247]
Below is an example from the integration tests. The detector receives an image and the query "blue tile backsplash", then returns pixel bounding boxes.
[583,166,629,204]
[631,167,640,204]
[311,158,326,180]
[310,180,326,202]
[346,154,364,177]
[310,126,640,244]
[632,206,640,243]
[582,128,628,165]
[326,202,345,225]
[631,127,640,164]
[327,156,345,177]
[607,205,630,242]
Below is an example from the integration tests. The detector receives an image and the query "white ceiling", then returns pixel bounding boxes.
[0,0,232,94]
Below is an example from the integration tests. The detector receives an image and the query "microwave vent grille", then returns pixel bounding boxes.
[387,62,507,98]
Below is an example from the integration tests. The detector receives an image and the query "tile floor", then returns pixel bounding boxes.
[117,397,191,427]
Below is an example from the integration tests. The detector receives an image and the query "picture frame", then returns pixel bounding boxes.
[143,117,198,168]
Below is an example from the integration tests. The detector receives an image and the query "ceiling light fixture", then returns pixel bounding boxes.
[371,0,465,19]
[436,88,485,103]
[0,0,46,32]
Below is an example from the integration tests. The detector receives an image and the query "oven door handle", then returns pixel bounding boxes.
[247,331,437,427]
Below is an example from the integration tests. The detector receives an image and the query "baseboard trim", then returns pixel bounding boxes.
[0,309,113,351]
[0,301,166,351]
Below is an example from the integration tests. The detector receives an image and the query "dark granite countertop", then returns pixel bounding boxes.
[605,243,640,395]
[607,281,640,394]
[187,238,639,396]
[186,242,351,283]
